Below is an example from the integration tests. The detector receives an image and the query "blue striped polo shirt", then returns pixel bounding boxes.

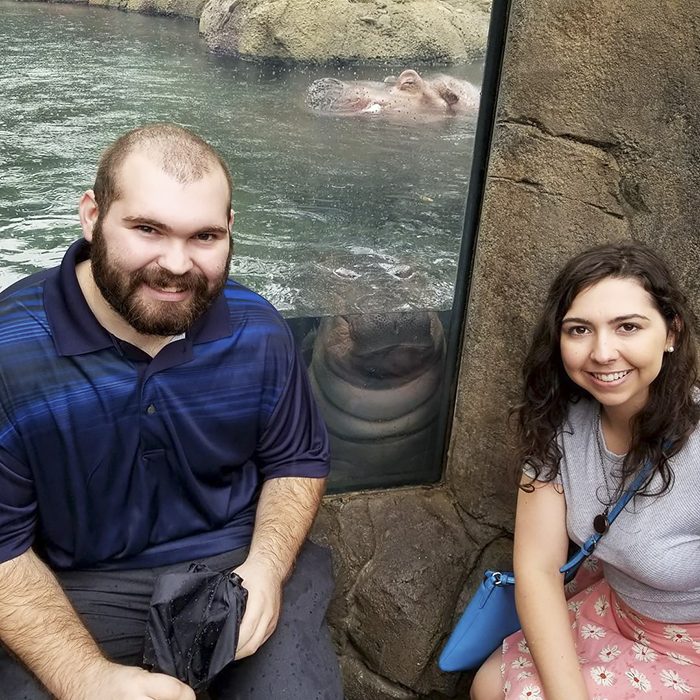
[0,240,329,570]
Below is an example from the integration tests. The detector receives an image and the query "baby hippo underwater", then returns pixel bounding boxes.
[305,69,480,121]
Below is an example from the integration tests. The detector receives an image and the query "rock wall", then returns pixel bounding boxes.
[318,1,700,698]
[43,0,490,60]
[449,0,700,522]
[199,0,490,63]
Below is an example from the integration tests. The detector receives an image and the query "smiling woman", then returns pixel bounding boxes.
[470,240,700,700]
[560,277,675,437]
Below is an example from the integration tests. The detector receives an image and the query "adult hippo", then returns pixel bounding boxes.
[308,311,446,489]
[305,69,480,121]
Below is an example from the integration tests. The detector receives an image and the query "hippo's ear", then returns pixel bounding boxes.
[397,69,422,91]
[437,84,460,106]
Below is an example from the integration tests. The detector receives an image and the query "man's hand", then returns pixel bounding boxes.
[76,661,195,700]
[230,476,325,660]
[233,556,284,659]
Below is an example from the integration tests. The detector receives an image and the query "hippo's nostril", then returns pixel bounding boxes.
[305,78,346,112]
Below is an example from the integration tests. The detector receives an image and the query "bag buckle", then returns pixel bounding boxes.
[487,570,515,586]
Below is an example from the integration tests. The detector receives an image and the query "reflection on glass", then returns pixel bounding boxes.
[288,311,450,491]
[2,1,485,490]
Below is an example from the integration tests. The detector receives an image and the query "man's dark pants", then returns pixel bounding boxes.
[0,541,343,699]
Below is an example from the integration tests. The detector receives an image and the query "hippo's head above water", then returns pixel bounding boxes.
[305,69,480,121]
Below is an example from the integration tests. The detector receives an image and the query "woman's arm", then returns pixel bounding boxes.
[513,478,588,700]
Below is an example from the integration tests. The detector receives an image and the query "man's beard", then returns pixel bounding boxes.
[90,220,230,336]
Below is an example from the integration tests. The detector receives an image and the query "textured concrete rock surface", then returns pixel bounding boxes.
[312,488,501,699]
[448,0,700,528]
[199,0,490,63]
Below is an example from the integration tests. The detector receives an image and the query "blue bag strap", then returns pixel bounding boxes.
[559,457,654,579]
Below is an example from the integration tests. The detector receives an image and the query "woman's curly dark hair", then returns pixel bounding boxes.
[513,240,699,498]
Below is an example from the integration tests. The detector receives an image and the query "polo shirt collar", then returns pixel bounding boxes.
[44,239,232,357]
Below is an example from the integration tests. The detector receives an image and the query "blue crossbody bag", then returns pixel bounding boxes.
[438,461,653,672]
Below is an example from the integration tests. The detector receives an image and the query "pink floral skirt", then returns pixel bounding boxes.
[501,558,700,698]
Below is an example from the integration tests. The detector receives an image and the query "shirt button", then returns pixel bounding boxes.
[146,404,157,415]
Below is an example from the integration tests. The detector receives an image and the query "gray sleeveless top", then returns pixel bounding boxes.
[544,398,700,622]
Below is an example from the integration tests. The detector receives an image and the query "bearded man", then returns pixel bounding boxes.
[0,124,342,700]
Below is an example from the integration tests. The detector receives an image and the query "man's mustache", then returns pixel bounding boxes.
[132,267,208,293]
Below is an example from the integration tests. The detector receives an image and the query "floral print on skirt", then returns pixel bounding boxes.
[500,557,700,698]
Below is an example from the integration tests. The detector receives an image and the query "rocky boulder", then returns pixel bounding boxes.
[312,487,504,698]
[199,0,490,63]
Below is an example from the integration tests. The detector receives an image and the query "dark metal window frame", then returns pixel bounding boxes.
[433,0,513,482]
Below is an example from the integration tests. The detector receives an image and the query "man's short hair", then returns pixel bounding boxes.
[93,123,233,217]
